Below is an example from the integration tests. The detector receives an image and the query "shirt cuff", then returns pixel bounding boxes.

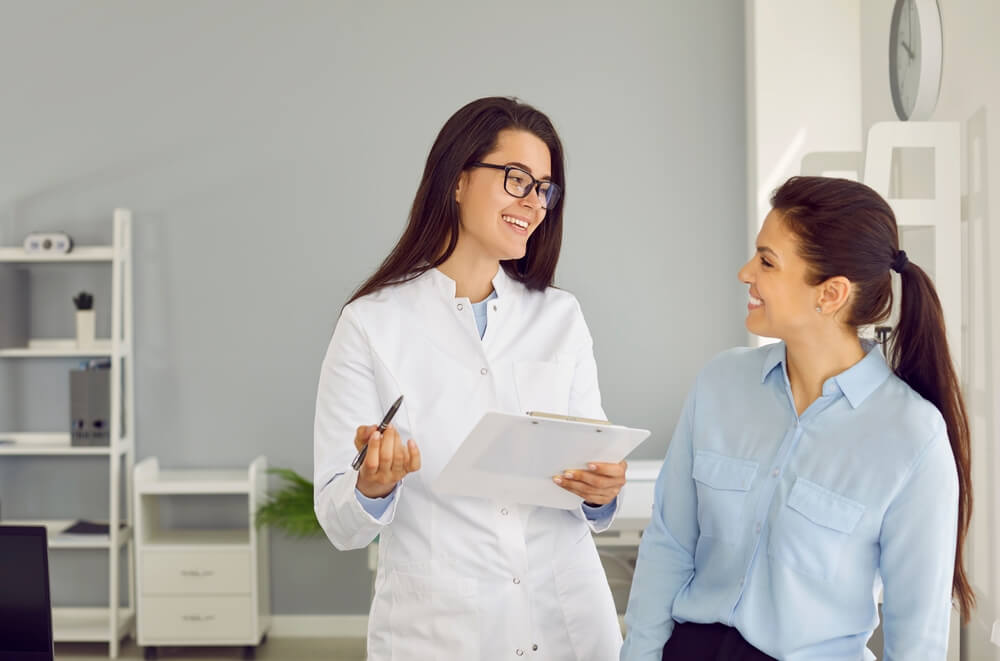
[355,484,398,519]
[582,498,617,521]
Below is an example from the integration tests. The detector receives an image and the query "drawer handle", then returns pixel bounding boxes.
[180,614,216,622]
[179,569,215,578]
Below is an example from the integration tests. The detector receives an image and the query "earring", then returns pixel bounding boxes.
[815,306,822,313]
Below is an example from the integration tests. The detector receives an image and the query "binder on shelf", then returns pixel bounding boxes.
[70,366,110,447]
[0,265,28,349]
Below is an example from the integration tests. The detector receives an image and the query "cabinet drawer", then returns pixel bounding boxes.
[142,549,251,595]
[140,595,253,641]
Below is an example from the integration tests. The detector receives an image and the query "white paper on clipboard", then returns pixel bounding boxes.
[432,411,651,509]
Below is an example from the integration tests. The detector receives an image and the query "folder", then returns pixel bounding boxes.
[433,411,651,509]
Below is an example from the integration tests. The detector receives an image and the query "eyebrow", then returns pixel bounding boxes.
[756,246,779,260]
[505,161,552,181]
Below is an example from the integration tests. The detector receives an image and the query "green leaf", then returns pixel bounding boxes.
[254,467,323,537]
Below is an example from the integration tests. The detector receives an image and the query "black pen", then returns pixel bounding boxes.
[352,395,404,471]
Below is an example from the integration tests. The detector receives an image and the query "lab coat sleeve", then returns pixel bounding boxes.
[620,383,699,661]
[314,304,401,550]
[879,419,959,661]
[567,299,620,533]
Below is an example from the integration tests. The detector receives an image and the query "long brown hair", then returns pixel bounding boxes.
[348,97,566,304]
[771,175,974,621]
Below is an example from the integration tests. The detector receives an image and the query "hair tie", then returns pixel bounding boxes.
[891,250,909,274]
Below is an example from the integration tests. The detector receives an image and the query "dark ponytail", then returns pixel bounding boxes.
[891,260,974,620]
[771,176,974,621]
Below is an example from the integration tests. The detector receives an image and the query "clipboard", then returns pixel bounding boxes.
[432,411,651,509]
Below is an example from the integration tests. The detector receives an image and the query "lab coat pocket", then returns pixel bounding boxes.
[768,477,865,581]
[389,570,480,659]
[514,360,574,415]
[691,451,757,544]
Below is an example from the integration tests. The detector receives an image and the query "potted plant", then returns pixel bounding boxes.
[73,291,95,348]
[255,468,322,537]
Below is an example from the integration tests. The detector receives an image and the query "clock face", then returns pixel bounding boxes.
[890,0,922,119]
[889,0,942,121]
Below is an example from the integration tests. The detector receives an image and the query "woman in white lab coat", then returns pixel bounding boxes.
[314,97,626,660]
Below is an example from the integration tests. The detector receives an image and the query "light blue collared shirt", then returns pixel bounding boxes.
[621,341,958,661]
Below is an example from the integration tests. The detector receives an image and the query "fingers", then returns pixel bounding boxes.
[354,425,377,452]
[406,439,421,472]
[553,460,627,506]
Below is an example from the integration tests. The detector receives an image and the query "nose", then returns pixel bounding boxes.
[519,185,544,211]
[737,258,753,284]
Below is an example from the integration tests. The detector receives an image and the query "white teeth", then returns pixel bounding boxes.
[749,294,763,306]
[502,215,528,229]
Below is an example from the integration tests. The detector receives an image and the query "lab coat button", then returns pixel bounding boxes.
[500,507,509,515]
[532,644,538,651]
[493,304,498,311]
[513,577,520,584]
[457,303,464,311]
[516,650,524,656]
[481,368,488,375]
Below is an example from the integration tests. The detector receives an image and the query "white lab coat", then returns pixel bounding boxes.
[314,266,622,660]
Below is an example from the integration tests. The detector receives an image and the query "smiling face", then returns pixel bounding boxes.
[738,209,826,340]
[453,129,551,262]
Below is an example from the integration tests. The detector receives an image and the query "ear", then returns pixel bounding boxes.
[455,170,468,204]
[815,276,852,316]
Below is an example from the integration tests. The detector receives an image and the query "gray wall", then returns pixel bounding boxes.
[0,1,747,614]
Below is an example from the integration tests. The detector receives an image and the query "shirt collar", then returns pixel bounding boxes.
[760,339,893,409]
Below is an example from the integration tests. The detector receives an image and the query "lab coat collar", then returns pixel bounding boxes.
[760,339,893,409]
[421,263,516,301]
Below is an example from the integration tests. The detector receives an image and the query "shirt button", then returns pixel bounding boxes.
[516,650,524,657]
[457,303,464,311]
[755,523,762,534]
[513,577,521,584]
[481,368,488,375]
[771,468,780,477]
[500,507,509,516]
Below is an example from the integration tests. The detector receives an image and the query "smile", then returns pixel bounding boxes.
[502,215,529,230]
[748,293,763,309]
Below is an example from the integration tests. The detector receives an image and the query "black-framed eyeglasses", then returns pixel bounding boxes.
[469,162,562,210]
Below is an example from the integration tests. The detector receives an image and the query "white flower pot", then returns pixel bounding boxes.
[76,310,95,347]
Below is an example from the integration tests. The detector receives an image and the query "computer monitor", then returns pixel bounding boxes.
[0,526,54,661]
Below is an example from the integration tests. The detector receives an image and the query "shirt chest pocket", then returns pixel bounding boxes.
[513,360,574,415]
[692,451,758,544]
[768,477,866,582]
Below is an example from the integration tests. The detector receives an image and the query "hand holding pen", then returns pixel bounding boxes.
[352,395,421,499]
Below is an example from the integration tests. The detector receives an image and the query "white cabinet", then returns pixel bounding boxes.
[0,209,136,658]
[134,456,270,659]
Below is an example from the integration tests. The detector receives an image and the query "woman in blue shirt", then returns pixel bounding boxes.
[621,176,973,660]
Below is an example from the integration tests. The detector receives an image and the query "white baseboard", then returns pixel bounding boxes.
[269,615,368,638]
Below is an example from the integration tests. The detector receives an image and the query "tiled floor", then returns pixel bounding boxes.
[56,638,366,661]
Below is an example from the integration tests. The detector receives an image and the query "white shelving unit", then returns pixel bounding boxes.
[0,209,136,657]
[134,456,270,659]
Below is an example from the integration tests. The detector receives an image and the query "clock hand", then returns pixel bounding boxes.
[901,40,915,60]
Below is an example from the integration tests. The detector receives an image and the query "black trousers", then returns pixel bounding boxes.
[662,621,777,661]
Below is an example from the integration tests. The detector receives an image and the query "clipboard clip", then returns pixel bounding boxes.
[526,411,612,426]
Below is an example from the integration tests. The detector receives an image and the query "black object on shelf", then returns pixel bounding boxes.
[61,520,126,535]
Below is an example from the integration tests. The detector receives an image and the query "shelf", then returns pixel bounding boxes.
[0,338,117,358]
[53,607,134,643]
[0,519,132,549]
[0,433,131,456]
[0,246,114,262]
[143,528,251,547]
[137,469,252,495]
